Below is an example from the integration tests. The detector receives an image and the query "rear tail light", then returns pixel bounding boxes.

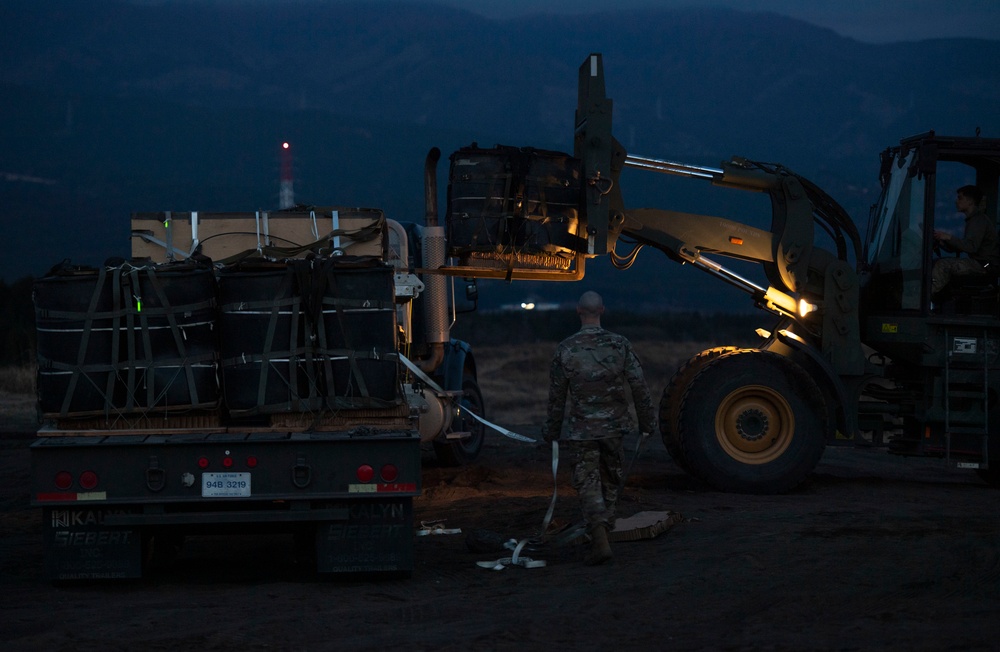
[380,464,399,482]
[52,471,99,491]
[356,464,401,483]
[79,470,99,490]
[356,465,375,483]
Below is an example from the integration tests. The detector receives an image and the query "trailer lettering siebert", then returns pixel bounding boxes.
[325,523,404,540]
[52,530,135,547]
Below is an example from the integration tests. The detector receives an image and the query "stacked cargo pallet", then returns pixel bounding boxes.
[34,208,403,432]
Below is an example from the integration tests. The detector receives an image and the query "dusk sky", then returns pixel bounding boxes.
[337,0,999,43]
[127,0,1000,42]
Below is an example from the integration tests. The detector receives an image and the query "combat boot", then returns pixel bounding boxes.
[585,523,612,566]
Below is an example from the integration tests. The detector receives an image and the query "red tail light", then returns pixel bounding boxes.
[357,465,375,483]
[54,471,73,490]
[79,471,99,490]
[380,464,399,482]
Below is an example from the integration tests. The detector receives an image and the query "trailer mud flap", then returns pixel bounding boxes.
[43,507,143,581]
[315,498,413,575]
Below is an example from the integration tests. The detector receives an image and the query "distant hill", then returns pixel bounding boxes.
[2,0,998,312]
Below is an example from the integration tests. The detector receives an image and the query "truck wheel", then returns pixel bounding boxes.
[434,376,486,466]
[676,350,825,494]
[660,346,739,471]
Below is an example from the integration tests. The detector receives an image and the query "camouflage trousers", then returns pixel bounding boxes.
[931,256,984,296]
[566,437,625,529]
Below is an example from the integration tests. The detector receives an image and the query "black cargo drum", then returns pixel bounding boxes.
[34,260,219,417]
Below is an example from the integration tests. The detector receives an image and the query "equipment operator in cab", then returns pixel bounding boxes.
[931,184,1000,297]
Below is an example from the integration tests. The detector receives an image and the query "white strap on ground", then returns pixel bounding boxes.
[415,519,462,536]
[476,538,547,570]
[475,441,560,571]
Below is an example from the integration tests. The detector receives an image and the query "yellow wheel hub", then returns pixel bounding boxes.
[715,385,795,464]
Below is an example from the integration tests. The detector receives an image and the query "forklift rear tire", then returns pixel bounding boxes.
[676,349,826,494]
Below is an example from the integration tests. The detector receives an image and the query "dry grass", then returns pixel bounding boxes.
[0,365,38,432]
[0,365,34,395]
[474,339,718,427]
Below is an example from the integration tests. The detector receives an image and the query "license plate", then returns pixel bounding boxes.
[202,472,251,497]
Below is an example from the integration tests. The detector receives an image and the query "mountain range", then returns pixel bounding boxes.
[2,0,999,312]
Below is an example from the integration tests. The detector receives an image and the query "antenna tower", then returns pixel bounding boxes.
[279,141,294,209]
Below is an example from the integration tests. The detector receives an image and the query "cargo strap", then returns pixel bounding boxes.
[475,537,547,571]
[127,265,204,409]
[397,352,550,569]
[131,232,191,260]
[472,440,559,571]
[57,265,109,416]
[415,520,462,536]
[483,433,651,569]
[397,353,535,443]
[264,269,306,410]
[214,214,387,266]
[317,263,372,403]
[219,260,399,415]
[220,271,319,414]
[539,433,650,548]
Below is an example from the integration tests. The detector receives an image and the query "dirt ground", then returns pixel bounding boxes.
[3,391,1000,651]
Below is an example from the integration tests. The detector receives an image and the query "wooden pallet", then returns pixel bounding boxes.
[41,411,226,436]
[40,402,413,436]
[261,404,412,432]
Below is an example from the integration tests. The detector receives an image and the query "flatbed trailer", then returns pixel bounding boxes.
[28,207,449,581]
[31,426,421,580]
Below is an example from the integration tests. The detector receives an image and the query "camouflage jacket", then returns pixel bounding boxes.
[948,210,1000,266]
[543,325,655,441]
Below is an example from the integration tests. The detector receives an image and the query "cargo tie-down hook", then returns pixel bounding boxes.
[587,171,614,197]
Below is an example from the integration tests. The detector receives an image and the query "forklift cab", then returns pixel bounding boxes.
[862,132,1000,315]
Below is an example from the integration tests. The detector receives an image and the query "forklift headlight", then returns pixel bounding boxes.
[798,299,818,318]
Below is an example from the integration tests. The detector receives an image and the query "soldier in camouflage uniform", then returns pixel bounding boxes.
[543,291,655,565]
